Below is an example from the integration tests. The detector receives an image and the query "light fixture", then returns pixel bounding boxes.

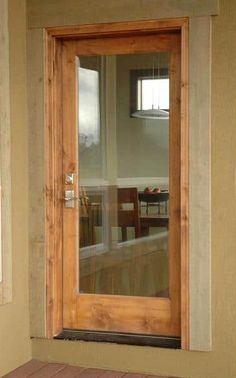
[132,54,169,120]
[131,107,169,120]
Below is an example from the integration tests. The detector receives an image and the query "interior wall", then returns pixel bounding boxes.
[0,0,31,376]
[116,53,169,179]
[79,53,169,182]
[27,0,236,378]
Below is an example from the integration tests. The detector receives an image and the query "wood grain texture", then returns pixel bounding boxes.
[168,36,181,338]
[66,294,173,335]
[0,0,12,304]
[46,19,187,40]
[3,360,47,377]
[61,28,182,336]
[80,243,168,297]
[53,366,85,377]
[4,360,180,377]
[45,31,64,337]
[27,0,219,29]
[100,371,125,378]
[29,363,66,377]
[61,40,79,329]
[60,33,180,56]
[123,374,146,378]
[78,369,107,377]
[45,19,189,341]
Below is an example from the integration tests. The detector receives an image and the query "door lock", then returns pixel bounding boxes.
[64,189,79,208]
[65,173,75,185]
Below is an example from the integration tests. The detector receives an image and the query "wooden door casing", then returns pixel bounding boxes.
[45,20,189,347]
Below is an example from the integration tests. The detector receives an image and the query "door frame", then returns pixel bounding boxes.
[45,18,189,349]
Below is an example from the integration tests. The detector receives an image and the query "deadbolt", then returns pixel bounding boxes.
[65,173,75,185]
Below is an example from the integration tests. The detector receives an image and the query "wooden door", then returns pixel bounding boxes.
[61,30,181,337]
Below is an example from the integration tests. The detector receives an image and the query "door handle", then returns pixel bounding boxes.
[64,190,79,208]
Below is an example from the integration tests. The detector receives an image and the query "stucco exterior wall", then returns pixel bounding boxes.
[29,1,236,376]
[0,0,31,376]
[1,0,236,377]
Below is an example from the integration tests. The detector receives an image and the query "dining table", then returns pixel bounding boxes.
[140,214,169,236]
[138,190,169,215]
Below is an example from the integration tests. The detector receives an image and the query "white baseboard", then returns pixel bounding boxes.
[80,177,169,188]
[117,177,169,188]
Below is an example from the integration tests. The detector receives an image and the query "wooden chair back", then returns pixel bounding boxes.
[118,187,141,241]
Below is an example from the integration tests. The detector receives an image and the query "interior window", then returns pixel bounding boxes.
[138,77,169,111]
[130,67,169,118]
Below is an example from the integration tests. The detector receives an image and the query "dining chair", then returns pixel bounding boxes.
[117,187,141,241]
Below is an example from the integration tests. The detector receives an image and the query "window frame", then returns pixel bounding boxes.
[130,67,169,116]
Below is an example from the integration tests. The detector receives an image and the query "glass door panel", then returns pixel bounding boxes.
[78,53,170,298]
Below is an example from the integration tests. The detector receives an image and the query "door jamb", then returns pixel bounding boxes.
[44,18,189,349]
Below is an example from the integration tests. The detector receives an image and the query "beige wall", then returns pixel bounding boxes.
[28,1,236,377]
[79,54,169,181]
[116,54,169,179]
[0,0,31,376]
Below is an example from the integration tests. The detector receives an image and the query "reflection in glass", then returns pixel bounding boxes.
[79,67,100,147]
[78,53,170,298]
[140,78,169,111]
